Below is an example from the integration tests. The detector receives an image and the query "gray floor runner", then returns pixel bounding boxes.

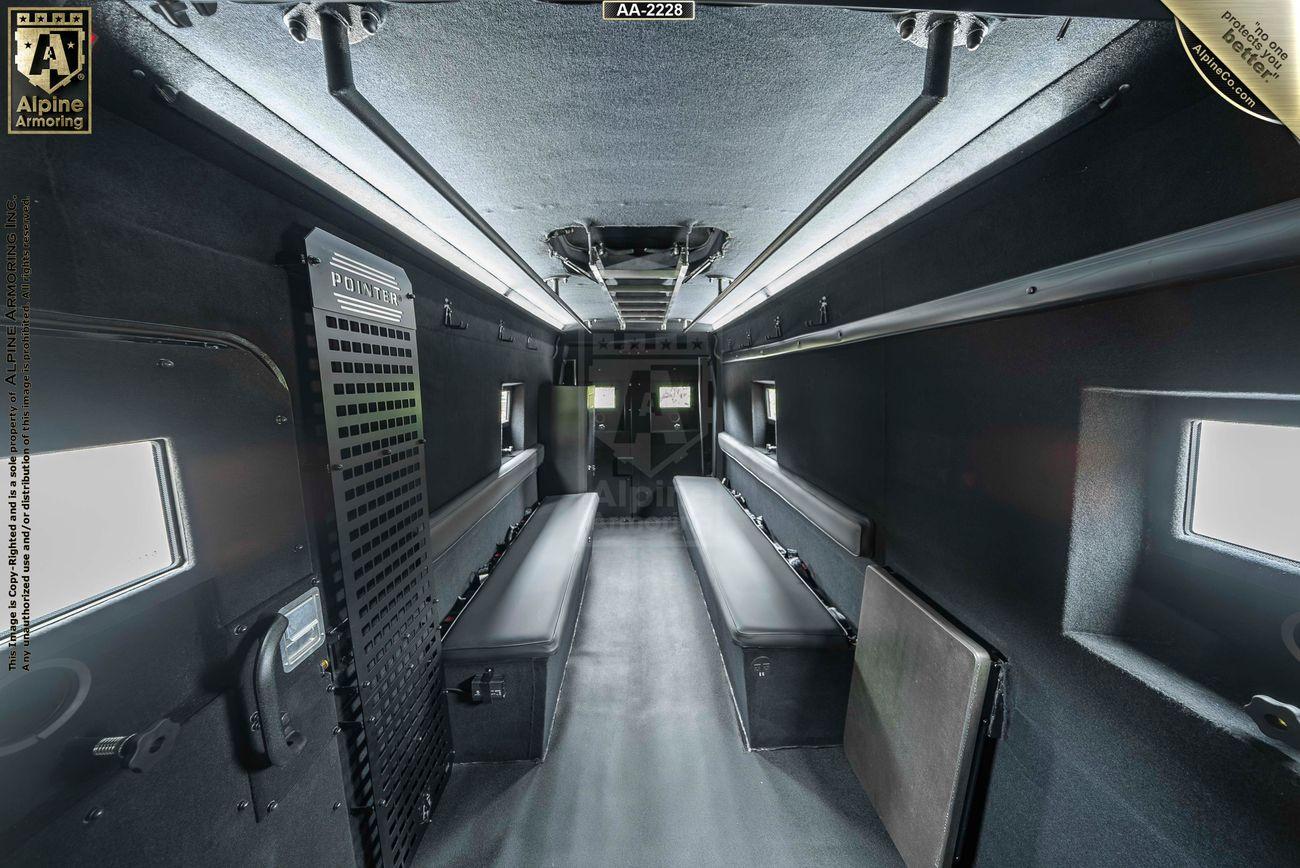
[416,518,901,867]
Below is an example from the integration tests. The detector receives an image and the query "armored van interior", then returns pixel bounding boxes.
[4,1,1300,866]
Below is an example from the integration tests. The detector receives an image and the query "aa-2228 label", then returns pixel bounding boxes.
[602,1,695,21]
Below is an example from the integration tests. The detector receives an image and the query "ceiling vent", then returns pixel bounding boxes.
[545,224,729,330]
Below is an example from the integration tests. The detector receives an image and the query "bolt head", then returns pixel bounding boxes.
[84,807,104,824]
[266,800,278,813]
[287,17,308,43]
[237,800,250,812]
[896,16,916,40]
[966,25,986,51]
[156,358,175,369]
[360,10,381,34]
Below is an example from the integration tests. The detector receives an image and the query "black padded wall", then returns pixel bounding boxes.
[717,25,1300,868]
[1,110,557,520]
[2,52,558,868]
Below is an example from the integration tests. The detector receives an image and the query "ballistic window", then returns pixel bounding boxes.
[1188,420,1300,563]
[658,385,692,409]
[29,440,182,628]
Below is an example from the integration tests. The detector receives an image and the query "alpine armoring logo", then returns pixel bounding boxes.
[7,7,91,134]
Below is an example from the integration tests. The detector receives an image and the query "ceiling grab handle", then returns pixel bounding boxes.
[317,6,590,333]
[688,14,956,330]
[254,613,307,766]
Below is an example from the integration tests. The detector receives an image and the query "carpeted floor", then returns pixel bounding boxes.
[416,518,900,867]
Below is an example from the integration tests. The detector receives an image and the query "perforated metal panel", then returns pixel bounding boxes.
[304,229,451,868]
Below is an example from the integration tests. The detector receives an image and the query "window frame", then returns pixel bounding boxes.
[500,383,524,457]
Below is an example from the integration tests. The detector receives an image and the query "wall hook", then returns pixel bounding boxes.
[806,296,829,328]
[443,298,467,330]
[497,321,514,343]
[767,315,782,341]
[525,335,538,350]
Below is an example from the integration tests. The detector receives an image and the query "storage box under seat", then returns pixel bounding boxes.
[441,493,597,762]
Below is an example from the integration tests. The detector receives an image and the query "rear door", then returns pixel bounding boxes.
[0,316,352,867]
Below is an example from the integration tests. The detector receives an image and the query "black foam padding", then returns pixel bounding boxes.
[715,33,1300,861]
[444,495,598,662]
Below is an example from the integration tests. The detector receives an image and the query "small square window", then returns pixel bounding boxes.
[30,440,182,627]
[658,385,692,409]
[1188,420,1300,563]
[765,386,777,422]
[589,385,617,410]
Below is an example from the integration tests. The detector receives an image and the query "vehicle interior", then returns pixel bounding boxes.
[5,0,1300,866]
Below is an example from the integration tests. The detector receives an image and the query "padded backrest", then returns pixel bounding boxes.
[718,432,873,556]
[427,446,544,560]
[844,564,992,867]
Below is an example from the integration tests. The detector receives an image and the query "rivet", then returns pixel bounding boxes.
[237,800,250,812]
[266,800,278,813]
[293,543,306,552]
[84,807,103,824]
[234,624,248,635]
[287,16,308,43]
[332,801,343,811]
[275,415,288,425]
[1027,285,1037,294]
[131,69,146,80]
[156,358,175,369]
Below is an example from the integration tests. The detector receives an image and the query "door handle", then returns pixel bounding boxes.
[254,613,307,766]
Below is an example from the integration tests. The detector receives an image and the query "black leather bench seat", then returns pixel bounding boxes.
[442,492,597,761]
[675,476,852,748]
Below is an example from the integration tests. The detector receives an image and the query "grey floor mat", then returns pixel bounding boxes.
[416,518,901,867]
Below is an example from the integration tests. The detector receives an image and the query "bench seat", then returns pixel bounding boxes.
[442,492,597,761]
[675,476,853,748]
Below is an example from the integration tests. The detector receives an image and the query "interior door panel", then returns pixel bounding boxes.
[0,316,351,867]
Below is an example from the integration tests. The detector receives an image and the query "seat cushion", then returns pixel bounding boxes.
[443,492,597,661]
[675,477,843,648]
